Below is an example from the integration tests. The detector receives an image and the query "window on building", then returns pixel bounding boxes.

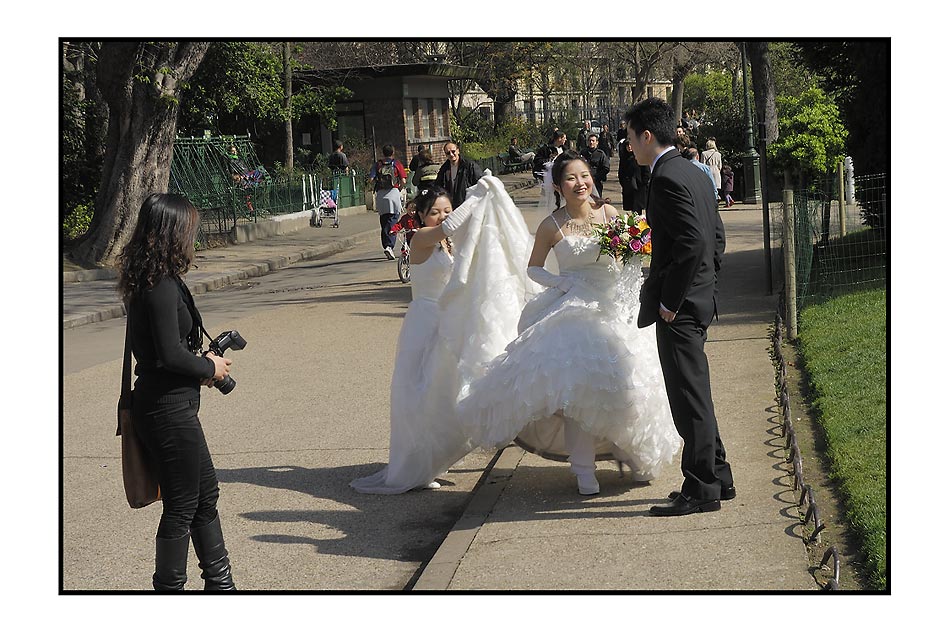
[421,99,433,139]
[336,101,366,143]
[647,86,654,99]
[666,87,672,101]
[404,98,417,140]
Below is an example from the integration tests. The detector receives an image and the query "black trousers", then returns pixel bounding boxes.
[655,314,733,500]
[133,395,220,539]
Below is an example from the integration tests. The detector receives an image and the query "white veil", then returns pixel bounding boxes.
[411,172,542,481]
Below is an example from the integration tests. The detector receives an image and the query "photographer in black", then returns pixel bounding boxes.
[117,193,237,590]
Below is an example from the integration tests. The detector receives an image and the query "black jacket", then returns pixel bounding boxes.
[434,157,484,208]
[128,276,215,402]
[599,131,616,157]
[581,147,610,182]
[638,149,725,329]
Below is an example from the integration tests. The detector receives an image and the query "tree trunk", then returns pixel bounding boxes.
[747,41,779,144]
[284,42,294,173]
[670,64,690,124]
[70,41,210,267]
[491,82,517,130]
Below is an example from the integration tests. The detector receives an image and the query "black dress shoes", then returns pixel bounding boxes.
[668,485,736,501]
[650,494,721,516]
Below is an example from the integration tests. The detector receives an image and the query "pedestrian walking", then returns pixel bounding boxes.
[434,141,484,209]
[370,144,408,260]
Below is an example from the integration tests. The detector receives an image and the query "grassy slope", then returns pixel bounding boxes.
[797,288,887,589]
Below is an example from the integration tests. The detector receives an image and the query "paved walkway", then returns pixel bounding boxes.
[62,168,818,590]
[416,199,816,590]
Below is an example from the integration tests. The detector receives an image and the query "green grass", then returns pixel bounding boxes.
[797,288,887,590]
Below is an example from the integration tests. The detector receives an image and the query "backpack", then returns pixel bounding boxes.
[375,159,402,191]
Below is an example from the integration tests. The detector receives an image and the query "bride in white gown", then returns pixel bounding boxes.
[351,176,536,494]
[458,150,681,495]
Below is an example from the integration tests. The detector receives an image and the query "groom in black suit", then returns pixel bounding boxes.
[625,98,735,516]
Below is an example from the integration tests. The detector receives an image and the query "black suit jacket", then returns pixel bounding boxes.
[434,158,484,209]
[638,149,725,328]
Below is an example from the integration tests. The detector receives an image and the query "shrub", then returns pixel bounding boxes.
[63,202,94,241]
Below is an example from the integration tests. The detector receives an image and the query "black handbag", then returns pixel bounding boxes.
[116,316,161,509]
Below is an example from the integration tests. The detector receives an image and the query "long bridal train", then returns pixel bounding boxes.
[351,173,680,494]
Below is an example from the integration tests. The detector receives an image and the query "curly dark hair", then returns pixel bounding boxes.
[116,193,200,303]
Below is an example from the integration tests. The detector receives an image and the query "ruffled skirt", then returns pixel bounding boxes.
[458,282,681,480]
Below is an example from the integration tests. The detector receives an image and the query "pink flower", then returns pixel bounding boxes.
[610,236,621,248]
[631,240,642,252]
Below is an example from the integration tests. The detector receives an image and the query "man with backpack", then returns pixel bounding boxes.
[434,141,484,209]
[369,144,407,260]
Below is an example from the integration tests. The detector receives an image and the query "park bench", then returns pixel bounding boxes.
[500,153,531,174]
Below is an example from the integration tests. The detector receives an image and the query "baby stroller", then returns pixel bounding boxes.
[311,188,339,228]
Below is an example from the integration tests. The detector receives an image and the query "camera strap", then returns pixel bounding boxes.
[173,276,214,350]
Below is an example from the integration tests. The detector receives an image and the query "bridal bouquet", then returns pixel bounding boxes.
[595,213,652,265]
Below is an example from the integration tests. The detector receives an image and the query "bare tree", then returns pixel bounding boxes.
[607,41,679,104]
[70,41,210,266]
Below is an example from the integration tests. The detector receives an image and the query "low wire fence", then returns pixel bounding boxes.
[769,171,888,325]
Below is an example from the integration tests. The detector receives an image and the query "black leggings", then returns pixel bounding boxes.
[133,395,220,539]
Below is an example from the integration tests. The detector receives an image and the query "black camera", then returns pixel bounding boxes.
[208,330,247,395]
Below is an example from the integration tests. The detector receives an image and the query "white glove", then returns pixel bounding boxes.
[528,266,574,293]
[441,193,477,236]
[464,175,491,202]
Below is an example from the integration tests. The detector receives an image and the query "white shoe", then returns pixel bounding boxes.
[576,472,600,495]
[424,481,441,489]
[384,247,395,260]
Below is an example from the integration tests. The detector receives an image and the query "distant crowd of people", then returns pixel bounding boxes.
[328,110,735,262]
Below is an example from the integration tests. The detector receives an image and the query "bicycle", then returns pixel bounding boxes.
[390,213,417,284]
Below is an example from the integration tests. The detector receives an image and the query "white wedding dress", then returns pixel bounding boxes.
[457,215,681,481]
[351,173,537,494]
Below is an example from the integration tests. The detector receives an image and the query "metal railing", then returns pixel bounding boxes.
[770,305,842,590]
[192,170,366,248]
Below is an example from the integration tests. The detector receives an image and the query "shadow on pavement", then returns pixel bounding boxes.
[216,463,474,564]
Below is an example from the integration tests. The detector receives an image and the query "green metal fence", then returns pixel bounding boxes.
[170,135,366,247]
[769,172,888,310]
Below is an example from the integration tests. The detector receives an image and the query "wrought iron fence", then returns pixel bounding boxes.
[771,308,841,590]
[769,172,888,311]
[171,134,368,248]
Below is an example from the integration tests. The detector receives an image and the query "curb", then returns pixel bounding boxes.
[411,445,525,591]
[63,268,119,283]
[62,228,379,330]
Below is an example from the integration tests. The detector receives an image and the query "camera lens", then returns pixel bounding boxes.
[216,375,236,395]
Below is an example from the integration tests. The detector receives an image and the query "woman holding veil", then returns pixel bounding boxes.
[351,175,535,494]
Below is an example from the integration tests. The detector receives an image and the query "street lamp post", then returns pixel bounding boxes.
[740,42,761,204]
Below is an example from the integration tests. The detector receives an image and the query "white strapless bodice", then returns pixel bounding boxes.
[552,233,619,296]
[410,247,454,302]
